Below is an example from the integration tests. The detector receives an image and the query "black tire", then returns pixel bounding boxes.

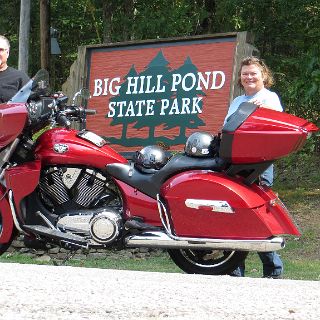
[168,249,248,275]
[0,211,14,256]
[0,242,12,256]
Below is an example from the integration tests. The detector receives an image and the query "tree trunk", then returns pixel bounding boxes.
[204,0,216,33]
[40,0,50,70]
[122,0,135,41]
[102,2,114,43]
[18,0,31,74]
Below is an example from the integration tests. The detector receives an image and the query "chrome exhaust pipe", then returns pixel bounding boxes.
[125,231,285,252]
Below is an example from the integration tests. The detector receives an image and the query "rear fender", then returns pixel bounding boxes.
[251,184,300,236]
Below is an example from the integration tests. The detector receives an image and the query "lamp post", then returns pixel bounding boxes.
[50,27,61,90]
[50,27,61,55]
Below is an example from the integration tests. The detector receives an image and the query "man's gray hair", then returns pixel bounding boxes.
[0,35,10,50]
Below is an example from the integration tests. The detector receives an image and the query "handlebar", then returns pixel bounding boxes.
[56,106,97,128]
[85,109,97,115]
[63,106,96,115]
[26,92,97,130]
[56,113,72,127]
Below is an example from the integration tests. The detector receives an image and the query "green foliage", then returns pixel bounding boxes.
[283,53,320,124]
[131,1,206,39]
[0,0,24,67]
[214,0,320,124]
[1,0,319,128]
[275,151,320,189]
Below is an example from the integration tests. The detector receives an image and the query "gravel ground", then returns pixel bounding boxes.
[0,263,319,320]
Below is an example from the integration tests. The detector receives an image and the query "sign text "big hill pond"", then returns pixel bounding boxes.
[92,71,226,118]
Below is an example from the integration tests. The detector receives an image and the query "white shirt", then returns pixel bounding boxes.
[224,88,283,124]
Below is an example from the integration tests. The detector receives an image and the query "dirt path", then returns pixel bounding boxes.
[0,263,319,319]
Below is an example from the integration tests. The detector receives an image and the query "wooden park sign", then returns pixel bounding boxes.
[62,31,257,153]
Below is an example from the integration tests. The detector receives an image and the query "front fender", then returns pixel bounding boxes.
[5,160,41,218]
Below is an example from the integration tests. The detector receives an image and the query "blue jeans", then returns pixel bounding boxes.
[232,252,283,277]
[231,165,283,277]
[260,164,274,186]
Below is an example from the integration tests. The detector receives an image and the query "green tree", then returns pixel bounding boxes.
[163,56,206,142]
[132,50,172,143]
[214,0,320,123]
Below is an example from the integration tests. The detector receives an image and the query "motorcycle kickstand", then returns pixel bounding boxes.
[53,249,77,266]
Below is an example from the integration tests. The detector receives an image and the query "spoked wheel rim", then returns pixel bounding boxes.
[181,249,236,268]
[168,248,248,275]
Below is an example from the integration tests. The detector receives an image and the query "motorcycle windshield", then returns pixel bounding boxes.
[222,102,258,133]
[9,69,50,103]
[0,70,50,148]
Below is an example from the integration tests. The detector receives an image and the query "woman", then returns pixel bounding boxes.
[226,56,283,278]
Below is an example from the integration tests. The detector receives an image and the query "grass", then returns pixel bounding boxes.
[244,247,320,281]
[1,247,319,281]
[0,251,181,273]
[1,152,319,281]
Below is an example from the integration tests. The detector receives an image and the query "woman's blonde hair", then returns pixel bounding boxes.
[237,56,274,88]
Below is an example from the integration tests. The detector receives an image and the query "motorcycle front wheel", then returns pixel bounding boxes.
[0,212,14,256]
[168,249,248,275]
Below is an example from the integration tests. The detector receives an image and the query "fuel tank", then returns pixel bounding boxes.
[160,170,300,239]
[220,104,319,164]
[0,103,27,148]
[35,128,127,168]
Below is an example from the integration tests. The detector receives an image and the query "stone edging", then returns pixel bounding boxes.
[7,235,161,263]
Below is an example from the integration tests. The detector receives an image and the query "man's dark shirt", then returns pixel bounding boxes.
[0,67,30,103]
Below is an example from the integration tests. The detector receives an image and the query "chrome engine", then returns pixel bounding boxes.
[38,166,123,245]
[39,167,114,209]
[57,208,123,244]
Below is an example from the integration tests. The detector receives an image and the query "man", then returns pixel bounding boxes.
[0,35,30,103]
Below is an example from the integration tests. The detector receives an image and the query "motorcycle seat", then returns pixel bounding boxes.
[106,154,226,199]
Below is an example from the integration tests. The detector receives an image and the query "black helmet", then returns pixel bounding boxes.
[185,132,215,157]
[134,145,168,173]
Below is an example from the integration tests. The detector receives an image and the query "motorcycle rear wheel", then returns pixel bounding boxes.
[168,249,248,275]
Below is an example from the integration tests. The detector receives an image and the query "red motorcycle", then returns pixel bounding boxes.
[0,70,318,274]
